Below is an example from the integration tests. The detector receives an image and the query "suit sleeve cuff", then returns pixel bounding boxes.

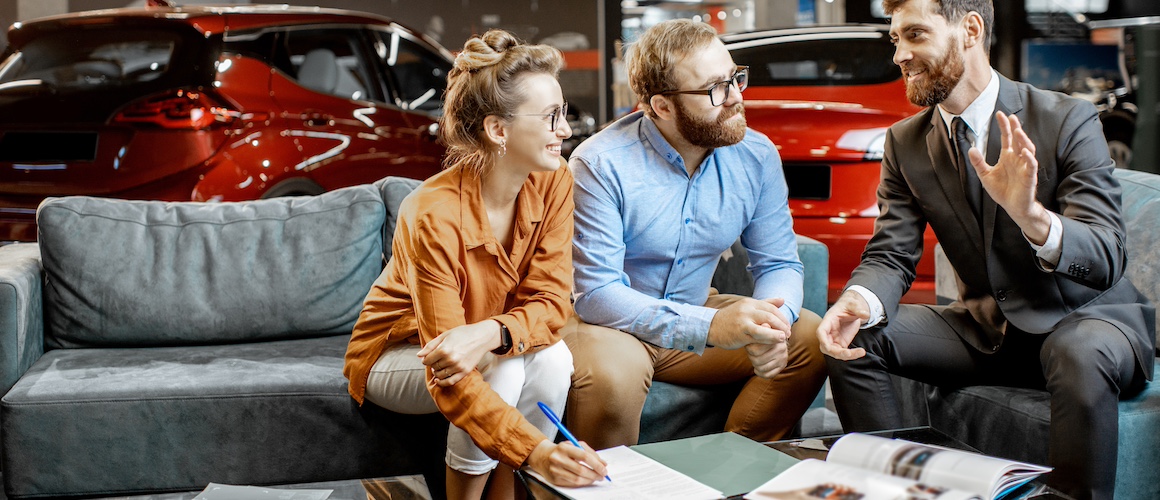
[1026,211,1063,271]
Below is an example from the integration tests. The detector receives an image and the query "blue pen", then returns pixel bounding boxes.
[537,401,612,482]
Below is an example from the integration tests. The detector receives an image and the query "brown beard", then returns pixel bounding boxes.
[902,36,965,107]
[673,99,747,149]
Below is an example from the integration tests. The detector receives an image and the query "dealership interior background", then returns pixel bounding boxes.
[2,1,1160,499]
[4,0,1158,172]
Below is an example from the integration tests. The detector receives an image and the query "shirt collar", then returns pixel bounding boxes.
[457,165,545,250]
[938,68,1000,138]
[639,114,694,175]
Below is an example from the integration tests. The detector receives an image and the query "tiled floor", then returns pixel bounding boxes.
[798,380,843,437]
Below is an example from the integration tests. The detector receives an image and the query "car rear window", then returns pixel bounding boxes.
[0,29,181,90]
[728,35,901,87]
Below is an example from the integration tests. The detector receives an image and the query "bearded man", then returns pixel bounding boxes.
[562,18,827,449]
[816,1,1154,499]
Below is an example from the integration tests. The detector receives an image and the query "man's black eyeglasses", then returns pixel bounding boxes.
[657,66,749,107]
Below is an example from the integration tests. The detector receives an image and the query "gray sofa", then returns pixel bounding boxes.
[0,175,835,496]
[0,176,830,499]
[0,182,450,499]
[899,168,1160,499]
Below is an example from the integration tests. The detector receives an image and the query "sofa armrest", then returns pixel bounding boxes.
[796,235,828,315]
[0,243,44,395]
[710,235,828,315]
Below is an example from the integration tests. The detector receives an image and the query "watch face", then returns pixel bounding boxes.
[494,324,512,354]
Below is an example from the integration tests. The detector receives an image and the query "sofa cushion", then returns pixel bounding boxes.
[36,186,385,348]
[0,335,448,498]
[1114,168,1160,352]
[373,176,423,263]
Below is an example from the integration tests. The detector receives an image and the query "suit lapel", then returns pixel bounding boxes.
[926,109,984,254]
[981,76,1026,250]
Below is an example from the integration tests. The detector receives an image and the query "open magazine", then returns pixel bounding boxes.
[745,433,1051,500]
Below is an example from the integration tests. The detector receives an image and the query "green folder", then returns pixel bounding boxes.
[631,432,800,497]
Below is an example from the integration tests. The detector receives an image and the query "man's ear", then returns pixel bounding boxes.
[650,94,675,121]
[962,11,985,50]
[482,115,508,147]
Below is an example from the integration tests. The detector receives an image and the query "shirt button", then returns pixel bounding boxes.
[684,218,692,224]
[517,342,525,352]
[996,290,1008,302]
[687,345,695,351]
[677,258,684,265]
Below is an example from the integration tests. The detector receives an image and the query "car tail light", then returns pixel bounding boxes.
[111,89,237,130]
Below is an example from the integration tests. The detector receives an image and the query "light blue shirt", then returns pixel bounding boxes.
[569,111,803,354]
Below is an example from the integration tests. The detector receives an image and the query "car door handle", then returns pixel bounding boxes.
[304,113,332,127]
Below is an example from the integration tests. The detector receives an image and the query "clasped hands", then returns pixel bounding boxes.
[418,319,503,387]
[708,297,792,378]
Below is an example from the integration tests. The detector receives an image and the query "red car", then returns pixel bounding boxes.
[0,5,453,243]
[724,25,938,304]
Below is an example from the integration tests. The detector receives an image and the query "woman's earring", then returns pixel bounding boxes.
[498,140,507,158]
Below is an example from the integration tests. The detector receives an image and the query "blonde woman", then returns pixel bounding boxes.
[344,30,606,499]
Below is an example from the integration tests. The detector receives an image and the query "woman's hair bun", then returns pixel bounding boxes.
[454,30,521,73]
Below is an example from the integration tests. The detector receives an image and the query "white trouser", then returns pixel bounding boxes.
[364,340,573,474]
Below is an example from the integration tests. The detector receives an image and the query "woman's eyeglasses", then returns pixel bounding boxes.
[508,102,569,131]
[657,66,749,107]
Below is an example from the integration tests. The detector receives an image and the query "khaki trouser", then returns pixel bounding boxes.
[561,294,827,449]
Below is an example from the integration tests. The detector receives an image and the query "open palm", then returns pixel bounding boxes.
[967,111,1040,218]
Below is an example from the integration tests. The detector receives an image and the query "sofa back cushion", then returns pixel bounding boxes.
[1115,168,1160,352]
[373,176,422,263]
[37,185,386,348]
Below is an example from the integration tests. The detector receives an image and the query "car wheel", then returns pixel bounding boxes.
[261,177,325,198]
[1108,139,1132,169]
[1101,112,1135,169]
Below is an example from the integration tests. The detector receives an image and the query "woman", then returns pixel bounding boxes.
[343,30,606,499]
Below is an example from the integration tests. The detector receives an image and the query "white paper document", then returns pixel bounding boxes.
[527,445,725,500]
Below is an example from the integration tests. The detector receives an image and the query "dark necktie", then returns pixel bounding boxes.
[952,117,983,222]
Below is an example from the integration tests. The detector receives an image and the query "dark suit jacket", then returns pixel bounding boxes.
[848,74,1155,379]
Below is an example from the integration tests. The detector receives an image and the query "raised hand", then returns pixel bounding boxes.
[816,290,870,361]
[418,320,502,387]
[967,111,1043,224]
[707,297,791,350]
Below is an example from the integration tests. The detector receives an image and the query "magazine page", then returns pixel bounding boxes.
[826,434,1050,499]
[744,459,980,500]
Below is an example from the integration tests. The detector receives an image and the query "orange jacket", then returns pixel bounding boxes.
[344,161,574,468]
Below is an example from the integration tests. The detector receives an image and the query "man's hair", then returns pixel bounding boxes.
[883,0,993,54]
[625,19,719,119]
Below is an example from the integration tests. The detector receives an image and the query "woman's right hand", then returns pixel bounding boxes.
[526,439,608,487]
[418,320,502,386]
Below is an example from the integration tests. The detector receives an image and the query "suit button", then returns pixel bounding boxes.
[996,290,1008,302]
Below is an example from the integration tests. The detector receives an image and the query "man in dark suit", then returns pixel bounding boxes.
[816,1,1155,498]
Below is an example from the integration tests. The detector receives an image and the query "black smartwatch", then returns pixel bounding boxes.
[492,323,513,354]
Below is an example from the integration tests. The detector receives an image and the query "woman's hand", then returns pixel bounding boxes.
[526,439,607,487]
[418,320,503,386]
